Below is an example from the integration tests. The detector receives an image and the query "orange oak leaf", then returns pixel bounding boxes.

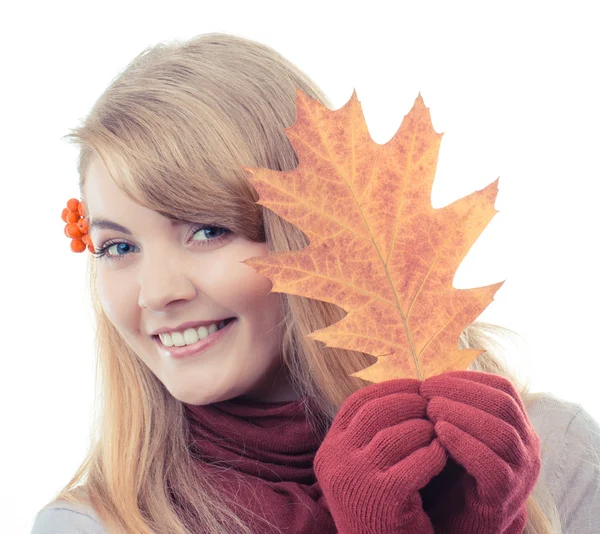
[243,90,503,382]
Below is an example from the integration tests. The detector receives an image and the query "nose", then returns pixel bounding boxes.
[137,254,198,311]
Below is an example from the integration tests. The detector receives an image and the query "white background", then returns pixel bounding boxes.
[2,1,598,532]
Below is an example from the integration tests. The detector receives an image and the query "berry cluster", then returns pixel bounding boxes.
[61,198,94,253]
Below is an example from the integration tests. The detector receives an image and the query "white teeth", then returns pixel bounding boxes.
[197,326,209,340]
[171,332,185,347]
[159,333,174,347]
[157,320,230,348]
[183,328,199,344]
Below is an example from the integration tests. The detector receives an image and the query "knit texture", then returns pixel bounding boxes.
[183,371,540,533]
[31,390,600,534]
[314,378,444,533]
[184,396,335,534]
[420,371,542,533]
[314,371,541,534]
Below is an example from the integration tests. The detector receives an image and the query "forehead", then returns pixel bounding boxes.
[84,158,143,220]
[83,159,204,239]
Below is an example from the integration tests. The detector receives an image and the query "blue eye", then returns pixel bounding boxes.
[106,242,134,256]
[93,225,232,261]
[192,226,229,241]
[93,241,137,260]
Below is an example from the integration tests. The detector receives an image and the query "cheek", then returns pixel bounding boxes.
[205,242,278,314]
[96,269,139,331]
[215,264,277,314]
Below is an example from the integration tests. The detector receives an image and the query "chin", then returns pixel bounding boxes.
[173,386,239,407]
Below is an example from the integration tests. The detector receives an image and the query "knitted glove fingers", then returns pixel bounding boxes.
[360,418,436,469]
[333,379,422,432]
[316,380,445,534]
[434,370,527,410]
[315,423,441,534]
[433,420,525,506]
[385,438,448,493]
[427,396,530,466]
[344,392,428,448]
[348,433,445,532]
[418,371,541,533]
[420,373,533,443]
[356,438,445,533]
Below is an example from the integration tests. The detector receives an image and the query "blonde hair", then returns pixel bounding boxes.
[54,32,562,533]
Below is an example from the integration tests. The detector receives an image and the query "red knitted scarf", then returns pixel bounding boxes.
[184,397,335,533]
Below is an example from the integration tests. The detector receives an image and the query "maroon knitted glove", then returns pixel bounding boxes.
[419,370,542,533]
[314,378,447,534]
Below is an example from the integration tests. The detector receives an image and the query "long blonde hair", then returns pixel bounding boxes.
[55,32,561,533]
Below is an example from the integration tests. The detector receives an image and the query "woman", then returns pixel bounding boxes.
[32,33,600,533]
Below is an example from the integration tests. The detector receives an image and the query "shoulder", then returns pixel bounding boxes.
[526,391,600,474]
[525,392,600,532]
[31,489,106,534]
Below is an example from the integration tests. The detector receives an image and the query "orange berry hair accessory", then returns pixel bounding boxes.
[61,198,94,253]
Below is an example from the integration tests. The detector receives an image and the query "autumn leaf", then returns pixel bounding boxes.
[243,90,502,382]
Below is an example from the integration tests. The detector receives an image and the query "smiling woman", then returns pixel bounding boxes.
[84,156,292,405]
[30,32,599,534]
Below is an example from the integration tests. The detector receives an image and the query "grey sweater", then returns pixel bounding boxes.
[31,392,600,533]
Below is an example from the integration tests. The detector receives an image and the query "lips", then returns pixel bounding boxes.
[156,318,235,347]
[155,317,237,360]
[150,317,234,336]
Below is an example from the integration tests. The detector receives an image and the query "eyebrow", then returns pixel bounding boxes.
[88,218,132,235]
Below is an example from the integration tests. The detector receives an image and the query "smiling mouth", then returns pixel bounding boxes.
[153,317,237,360]
[153,317,236,348]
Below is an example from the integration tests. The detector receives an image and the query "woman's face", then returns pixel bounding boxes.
[84,158,296,405]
